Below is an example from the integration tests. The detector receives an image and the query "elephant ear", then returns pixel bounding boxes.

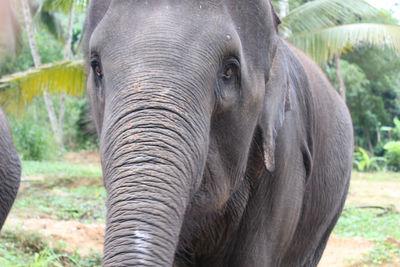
[260,44,291,172]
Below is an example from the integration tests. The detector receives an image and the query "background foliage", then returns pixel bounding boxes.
[1,0,400,162]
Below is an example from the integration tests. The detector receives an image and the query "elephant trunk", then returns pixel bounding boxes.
[101,81,209,265]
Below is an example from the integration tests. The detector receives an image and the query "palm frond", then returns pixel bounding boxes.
[41,0,88,13]
[36,9,64,43]
[288,23,400,64]
[0,60,85,112]
[281,0,379,34]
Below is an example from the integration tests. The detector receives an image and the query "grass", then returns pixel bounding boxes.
[0,229,102,267]
[22,161,103,179]
[351,171,400,182]
[4,162,400,266]
[355,240,400,266]
[13,161,106,222]
[332,171,400,265]
[14,184,106,221]
[333,208,400,264]
[15,160,106,222]
[334,208,400,240]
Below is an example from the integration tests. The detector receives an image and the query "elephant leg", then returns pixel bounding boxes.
[303,177,351,267]
[280,172,351,267]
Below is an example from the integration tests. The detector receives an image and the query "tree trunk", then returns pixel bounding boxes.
[58,1,76,149]
[279,0,290,38]
[334,53,346,102]
[20,0,64,148]
[279,0,289,18]
[20,0,41,67]
[64,1,75,60]
[20,0,79,150]
[376,125,381,143]
[364,127,374,154]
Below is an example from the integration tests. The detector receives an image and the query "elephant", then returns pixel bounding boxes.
[0,108,21,230]
[85,0,353,266]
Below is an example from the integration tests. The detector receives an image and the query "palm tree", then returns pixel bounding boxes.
[1,0,87,149]
[1,0,400,113]
[274,0,400,99]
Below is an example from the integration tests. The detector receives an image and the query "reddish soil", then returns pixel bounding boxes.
[318,237,373,266]
[346,180,400,212]
[63,150,101,166]
[5,216,377,265]
[6,217,105,256]
[9,152,399,264]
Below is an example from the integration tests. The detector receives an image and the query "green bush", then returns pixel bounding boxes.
[383,141,400,171]
[7,96,98,160]
[353,147,386,172]
[63,97,98,151]
[10,117,56,161]
[7,98,57,161]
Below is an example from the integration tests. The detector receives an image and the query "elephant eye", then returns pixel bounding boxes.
[220,58,240,81]
[224,66,234,79]
[91,59,103,80]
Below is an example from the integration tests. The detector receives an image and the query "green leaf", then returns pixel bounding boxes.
[0,60,85,113]
[281,0,379,34]
[41,0,88,14]
[288,23,400,64]
[36,9,65,44]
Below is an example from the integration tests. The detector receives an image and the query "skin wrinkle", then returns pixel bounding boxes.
[106,181,181,208]
[111,238,168,260]
[108,76,211,122]
[114,166,183,193]
[112,161,185,190]
[110,149,191,187]
[106,185,185,213]
[106,180,186,214]
[106,153,189,191]
[110,127,198,165]
[104,250,166,266]
[102,103,204,160]
[103,119,203,182]
[109,223,175,254]
[104,219,178,260]
[104,137,194,179]
[0,109,21,230]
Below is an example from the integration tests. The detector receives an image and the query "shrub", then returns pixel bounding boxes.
[10,117,57,161]
[383,141,400,171]
[353,147,386,172]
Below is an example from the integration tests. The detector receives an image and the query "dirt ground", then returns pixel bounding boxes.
[5,216,376,265]
[347,180,400,212]
[319,237,373,266]
[6,151,398,265]
[6,217,104,256]
[63,150,101,166]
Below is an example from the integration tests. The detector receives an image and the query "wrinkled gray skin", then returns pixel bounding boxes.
[0,108,21,230]
[86,1,353,266]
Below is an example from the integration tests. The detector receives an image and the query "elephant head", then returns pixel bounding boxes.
[0,109,21,230]
[86,1,353,266]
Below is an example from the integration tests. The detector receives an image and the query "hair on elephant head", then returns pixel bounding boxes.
[0,109,21,231]
[86,1,353,266]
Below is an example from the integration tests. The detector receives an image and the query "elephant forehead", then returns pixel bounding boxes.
[95,2,233,44]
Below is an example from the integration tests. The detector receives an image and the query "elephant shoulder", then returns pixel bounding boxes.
[282,41,353,153]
